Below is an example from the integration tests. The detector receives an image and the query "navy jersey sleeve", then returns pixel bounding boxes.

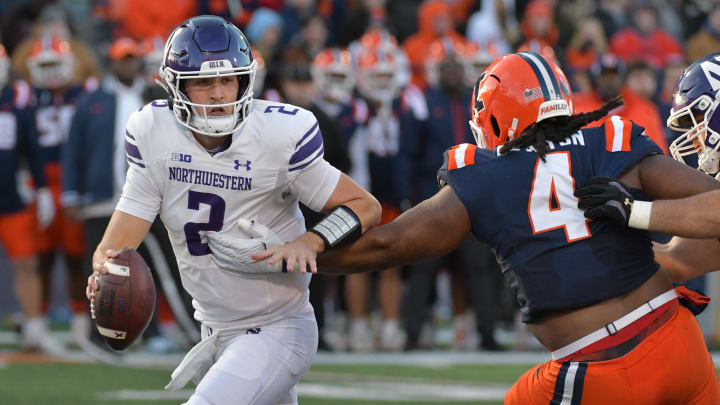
[591,116,663,178]
[437,143,496,241]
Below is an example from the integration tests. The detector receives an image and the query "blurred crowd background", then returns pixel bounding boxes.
[1,0,719,357]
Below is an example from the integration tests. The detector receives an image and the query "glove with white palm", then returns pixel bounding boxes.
[206,219,286,274]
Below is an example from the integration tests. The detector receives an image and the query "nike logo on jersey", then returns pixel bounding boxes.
[234,159,251,171]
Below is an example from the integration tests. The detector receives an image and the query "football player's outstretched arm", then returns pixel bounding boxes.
[316,185,472,274]
[577,154,720,238]
[252,173,382,274]
[86,210,152,300]
[653,238,720,282]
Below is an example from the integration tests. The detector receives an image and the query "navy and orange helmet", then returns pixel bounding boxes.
[469,51,573,149]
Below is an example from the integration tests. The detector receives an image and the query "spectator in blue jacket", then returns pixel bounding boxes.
[59,37,146,354]
[397,51,504,351]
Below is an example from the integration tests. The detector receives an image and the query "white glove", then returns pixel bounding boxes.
[206,219,285,274]
[36,188,56,229]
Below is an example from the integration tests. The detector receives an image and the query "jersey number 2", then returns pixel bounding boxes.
[184,191,226,256]
[527,152,591,242]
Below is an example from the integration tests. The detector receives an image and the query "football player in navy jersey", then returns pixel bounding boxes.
[253,52,720,404]
[0,43,59,353]
[573,52,720,283]
[26,34,96,340]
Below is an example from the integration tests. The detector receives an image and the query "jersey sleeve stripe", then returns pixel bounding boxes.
[448,143,477,170]
[289,146,324,172]
[127,156,145,168]
[125,129,136,141]
[296,122,319,147]
[605,116,631,152]
[125,139,143,161]
[621,119,632,151]
[290,129,323,165]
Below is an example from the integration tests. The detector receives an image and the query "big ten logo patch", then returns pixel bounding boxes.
[171,153,192,163]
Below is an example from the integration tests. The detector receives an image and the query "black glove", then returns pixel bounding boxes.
[574,176,635,227]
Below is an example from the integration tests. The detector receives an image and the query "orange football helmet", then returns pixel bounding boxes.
[311,48,354,102]
[469,51,573,149]
[356,49,403,104]
[27,34,75,89]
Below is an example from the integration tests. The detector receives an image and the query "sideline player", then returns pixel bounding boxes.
[26,34,93,339]
[249,52,720,403]
[572,52,720,281]
[0,43,58,353]
[86,16,380,405]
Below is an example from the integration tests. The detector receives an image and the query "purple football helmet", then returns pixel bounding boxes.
[160,15,256,137]
[668,52,720,179]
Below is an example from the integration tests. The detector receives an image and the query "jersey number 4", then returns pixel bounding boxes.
[527,152,591,242]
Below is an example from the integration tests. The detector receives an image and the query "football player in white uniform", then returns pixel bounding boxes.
[86,16,380,405]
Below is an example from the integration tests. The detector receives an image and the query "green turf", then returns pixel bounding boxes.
[0,362,717,404]
[307,363,531,384]
[0,362,523,404]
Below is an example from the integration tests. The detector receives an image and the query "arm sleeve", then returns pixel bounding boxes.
[114,114,162,222]
[288,114,341,212]
[60,99,85,206]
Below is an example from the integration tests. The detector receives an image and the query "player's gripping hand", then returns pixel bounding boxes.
[251,232,325,274]
[207,219,286,274]
[86,248,122,318]
[575,176,645,228]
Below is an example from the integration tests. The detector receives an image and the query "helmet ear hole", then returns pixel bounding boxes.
[490,114,501,137]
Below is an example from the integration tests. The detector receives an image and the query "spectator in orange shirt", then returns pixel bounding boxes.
[104,0,196,40]
[609,1,682,69]
[403,0,466,90]
[573,53,669,154]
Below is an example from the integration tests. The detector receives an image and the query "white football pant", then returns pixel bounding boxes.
[184,304,318,405]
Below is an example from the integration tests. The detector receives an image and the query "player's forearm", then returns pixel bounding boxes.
[654,238,720,281]
[318,221,407,273]
[647,190,720,238]
[95,210,153,254]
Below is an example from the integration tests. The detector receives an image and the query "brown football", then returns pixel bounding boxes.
[93,248,156,351]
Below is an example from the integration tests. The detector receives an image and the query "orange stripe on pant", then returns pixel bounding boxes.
[504,305,720,404]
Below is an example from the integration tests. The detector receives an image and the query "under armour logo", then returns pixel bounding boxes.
[115,332,123,338]
[246,328,261,335]
[234,159,251,171]
[624,198,632,207]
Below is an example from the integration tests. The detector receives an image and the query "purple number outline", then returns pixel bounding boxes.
[264,105,299,115]
[183,191,226,256]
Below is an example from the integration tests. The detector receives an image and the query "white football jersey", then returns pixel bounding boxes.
[116,99,340,330]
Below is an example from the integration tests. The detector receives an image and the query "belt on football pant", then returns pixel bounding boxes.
[551,289,678,361]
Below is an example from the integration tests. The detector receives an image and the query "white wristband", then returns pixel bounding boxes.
[628,200,652,230]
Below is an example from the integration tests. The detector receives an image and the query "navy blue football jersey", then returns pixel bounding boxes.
[437,117,663,322]
[0,81,46,214]
[33,83,86,163]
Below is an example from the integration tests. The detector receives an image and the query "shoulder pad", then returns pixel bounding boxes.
[12,80,33,109]
[401,84,428,120]
[126,103,156,140]
[83,77,99,93]
[288,109,324,171]
[602,115,645,152]
[352,97,369,124]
